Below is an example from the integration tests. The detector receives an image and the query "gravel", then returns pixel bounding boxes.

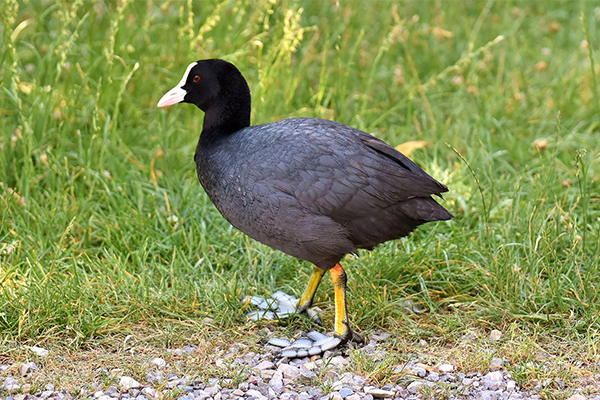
[2,334,600,400]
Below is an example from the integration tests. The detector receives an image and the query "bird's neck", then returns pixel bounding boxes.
[200,99,251,145]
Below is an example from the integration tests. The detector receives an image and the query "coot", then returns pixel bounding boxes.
[158,59,452,345]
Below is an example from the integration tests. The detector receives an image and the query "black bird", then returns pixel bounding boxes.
[157,59,452,345]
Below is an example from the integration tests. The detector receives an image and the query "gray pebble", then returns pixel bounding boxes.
[426,372,440,382]
[476,390,500,400]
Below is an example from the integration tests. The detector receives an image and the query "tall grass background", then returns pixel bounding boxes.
[1,0,599,350]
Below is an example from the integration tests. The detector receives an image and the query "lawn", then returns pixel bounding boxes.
[1,0,600,398]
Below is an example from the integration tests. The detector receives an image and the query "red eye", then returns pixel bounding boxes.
[193,75,201,82]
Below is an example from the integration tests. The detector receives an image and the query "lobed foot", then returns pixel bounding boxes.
[267,331,342,358]
[267,329,364,358]
[241,291,321,322]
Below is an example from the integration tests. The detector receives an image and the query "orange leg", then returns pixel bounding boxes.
[330,263,363,343]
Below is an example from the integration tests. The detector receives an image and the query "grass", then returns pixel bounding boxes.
[1,0,600,398]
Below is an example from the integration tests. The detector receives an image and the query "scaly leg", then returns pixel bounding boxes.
[297,264,326,313]
[330,263,363,344]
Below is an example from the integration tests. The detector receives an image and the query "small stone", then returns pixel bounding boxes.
[278,363,300,379]
[40,390,54,399]
[476,390,499,400]
[566,396,587,400]
[281,392,299,400]
[254,360,275,370]
[182,346,195,354]
[489,357,504,370]
[489,329,502,340]
[482,371,505,390]
[207,377,219,386]
[204,385,220,396]
[506,380,517,391]
[299,365,316,379]
[462,378,474,386]
[339,387,354,398]
[303,361,316,370]
[437,363,454,373]
[150,358,166,368]
[485,371,503,381]
[346,395,361,400]
[427,372,439,382]
[3,377,20,392]
[120,376,142,390]
[370,332,391,341]
[410,366,427,377]
[331,393,343,400]
[330,355,348,367]
[406,381,424,394]
[19,362,38,377]
[232,389,244,396]
[364,386,395,398]
[146,371,163,383]
[247,375,262,384]
[269,384,283,396]
[25,345,49,356]
[268,372,284,390]
[246,389,263,397]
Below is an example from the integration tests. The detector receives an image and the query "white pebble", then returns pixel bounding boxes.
[489,329,502,340]
[254,360,275,370]
[150,357,166,368]
[2,377,20,392]
[25,345,49,357]
[119,376,142,390]
[506,380,517,391]
[330,392,343,400]
[278,364,300,379]
[19,362,38,377]
[364,386,395,398]
[485,371,503,381]
[438,363,454,373]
